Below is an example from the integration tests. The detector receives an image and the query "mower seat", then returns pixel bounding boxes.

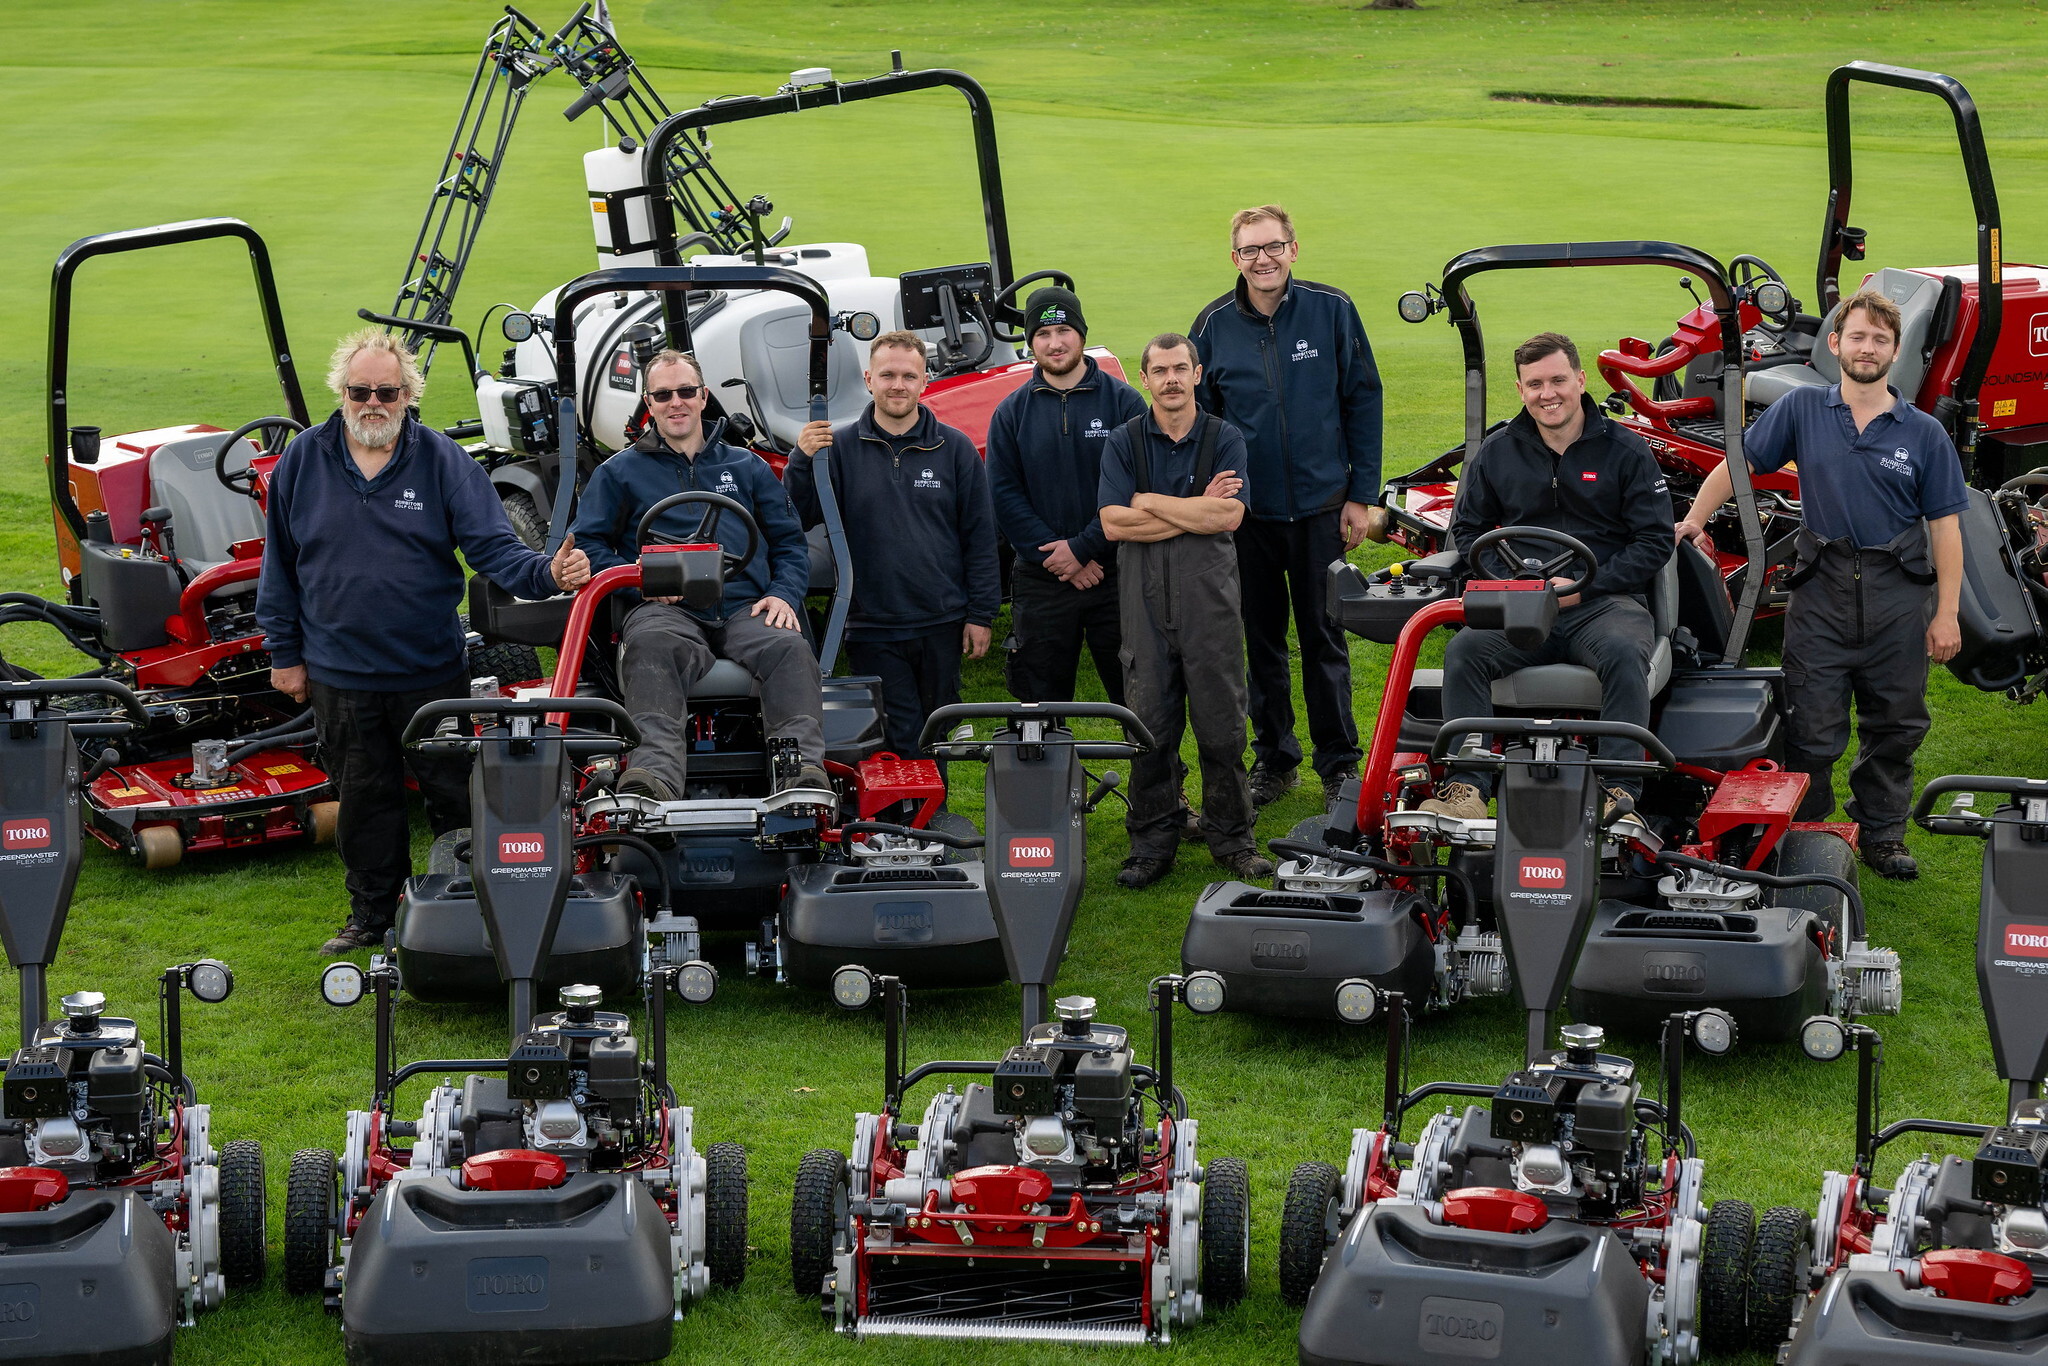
[739,302,871,447]
[693,657,760,699]
[149,433,265,577]
[1745,268,1945,409]
[1488,553,1679,710]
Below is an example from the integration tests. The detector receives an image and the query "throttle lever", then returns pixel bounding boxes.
[1083,770,1122,814]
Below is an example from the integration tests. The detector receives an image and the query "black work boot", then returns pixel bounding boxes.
[1861,837,1918,881]
[1215,849,1276,881]
[1117,855,1174,890]
[319,919,387,955]
[1248,762,1299,807]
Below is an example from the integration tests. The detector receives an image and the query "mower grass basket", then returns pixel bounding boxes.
[1769,774,2048,1364]
[0,678,262,1364]
[286,697,742,1366]
[792,975,1247,1345]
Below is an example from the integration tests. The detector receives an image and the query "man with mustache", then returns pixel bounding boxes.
[257,329,590,954]
[1098,333,1275,890]
[1678,289,1967,880]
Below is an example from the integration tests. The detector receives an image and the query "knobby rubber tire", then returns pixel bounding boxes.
[502,490,548,551]
[1699,1198,1755,1349]
[1748,1204,1810,1353]
[218,1139,268,1287]
[283,1148,340,1297]
[1279,1161,1343,1306]
[1201,1156,1251,1307]
[789,1148,848,1300]
[705,1141,749,1289]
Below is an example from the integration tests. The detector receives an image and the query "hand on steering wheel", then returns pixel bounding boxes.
[1468,526,1599,601]
[635,490,762,575]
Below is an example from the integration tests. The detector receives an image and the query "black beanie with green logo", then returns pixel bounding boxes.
[1023,286,1087,344]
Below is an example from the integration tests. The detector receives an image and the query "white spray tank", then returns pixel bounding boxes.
[585,139,659,268]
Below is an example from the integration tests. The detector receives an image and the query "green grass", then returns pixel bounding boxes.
[4,2,2048,1361]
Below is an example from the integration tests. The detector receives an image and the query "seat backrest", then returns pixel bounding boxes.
[1808,268,1945,402]
[149,434,265,572]
[737,304,871,446]
[1650,552,1680,640]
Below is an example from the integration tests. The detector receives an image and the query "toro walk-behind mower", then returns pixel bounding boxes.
[17,218,346,869]
[286,696,741,1366]
[1767,773,2048,1364]
[0,678,261,1364]
[1274,744,1754,1366]
[789,703,1242,1346]
[1184,245,1898,1043]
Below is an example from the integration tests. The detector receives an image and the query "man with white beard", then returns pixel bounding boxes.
[257,329,589,954]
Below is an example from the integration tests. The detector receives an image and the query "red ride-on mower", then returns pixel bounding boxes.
[792,974,1246,1345]
[285,696,741,1366]
[1766,774,2048,1364]
[0,679,262,1364]
[1185,246,1898,1042]
[22,217,341,869]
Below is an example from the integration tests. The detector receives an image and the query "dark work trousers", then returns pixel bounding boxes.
[1119,531,1256,862]
[1782,550,1934,841]
[618,603,826,791]
[1004,560,1125,705]
[1236,511,1362,783]
[310,676,472,930]
[846,624,965,763]
[1441,594,1657,799]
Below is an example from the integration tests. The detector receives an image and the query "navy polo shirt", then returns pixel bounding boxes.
[1097,411,1252,512]
[1745,384,1969,547]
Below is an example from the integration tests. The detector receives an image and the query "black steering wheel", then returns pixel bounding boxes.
[990,269,1078,342]
[635,490,760,574]
[1729,254,1796,329]
[214,416,305,498]
[1468,526,1598,599]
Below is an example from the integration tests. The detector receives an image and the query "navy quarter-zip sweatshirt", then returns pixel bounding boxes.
[784,403,1001,641]
[570,426,809,619]
[255,413,558,690]
[1190,275,1383,522]
[985,355,1146,569]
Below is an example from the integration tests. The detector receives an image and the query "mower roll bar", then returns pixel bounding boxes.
[0,677,150,735]
[1430,716,1679,772]
[399,695,640,748]
[47,218,311,543]
[1431,241,1769,660]
[1821,62,2001,460]
[356,307,482,385]
[1912,773,2048,836]
[640,64,1018,323]
[918,700,1157,759]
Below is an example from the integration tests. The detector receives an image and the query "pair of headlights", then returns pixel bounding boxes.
[1178,970,1381,1024]
[317,960,719,1008]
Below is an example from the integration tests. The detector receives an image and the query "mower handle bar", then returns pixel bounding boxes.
[1430,716,1678,769]
[1654,848,1867,942]
[841,820,984,851]
[0,678,150,733]
[918,701,1156,756]
[400,696,640,748]
[1912,774,2048,836]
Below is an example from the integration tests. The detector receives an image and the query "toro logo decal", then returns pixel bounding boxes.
[1,820,51,851]
[1517,857,1567,888]
[1008,837,1056,867]
[497,833,547,864]
[2006,924,2048,959]
[2030,311,2048,358]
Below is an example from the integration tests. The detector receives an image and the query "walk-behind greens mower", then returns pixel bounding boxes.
[1183,245,1898,1043]
[285,696,741,1366]
[1766,774,2048,1364]
[1373,63,2048,697]
[0,677,262,1364]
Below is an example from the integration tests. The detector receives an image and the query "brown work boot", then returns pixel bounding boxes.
[319,919,386,955]
[1602,787,1638,824]
[1215,849,1276,881]
[1417,782,1487,821]
[1861,838,1918,881]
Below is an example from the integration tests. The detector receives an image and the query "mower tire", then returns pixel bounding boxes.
[458,612,545,689]
[1278,1160,1342,1306]
[284,1147,341,1297]
[1699,1198,1754,1350]
[1769,830,1858,939]
[137,823,183,870]
[219,1139,268,1287]
[790,1148,849,1301]
[1747,1204,1810,1353]
[705,1141,749,1289]
[927,809,981,865]
[1281,814,1334,849]
[1201,1155,1251,1307]
[502,490,547,551]
[426,828,469,876]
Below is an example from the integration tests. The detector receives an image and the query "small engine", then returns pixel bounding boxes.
[2,991,160,1179]
[1488,1023,1644,1212]
[978,997,1139,1181]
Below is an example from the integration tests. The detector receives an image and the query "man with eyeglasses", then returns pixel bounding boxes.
[1190,204,1383,813]
[257,328,590,955]
[570,349,827,803]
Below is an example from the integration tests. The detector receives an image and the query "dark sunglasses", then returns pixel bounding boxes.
[345,385,407,404]
[646,385,704,404]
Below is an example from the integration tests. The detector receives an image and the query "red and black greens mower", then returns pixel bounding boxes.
[1769,774,2048,1364]
[285,695,742,1366]
[0,678,262,1364]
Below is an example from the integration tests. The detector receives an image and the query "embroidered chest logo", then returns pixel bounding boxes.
[1290,337,1320,363]
[913,467,943,490]
[716,470,738,492]
[1085,418,1107,438]
[393,486,424,511]
[1879,446,1913,475]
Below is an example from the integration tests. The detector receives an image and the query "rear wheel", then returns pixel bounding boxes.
[502,490,547,551]
[218,1140,267,1287]
[426,828,470,876]
[705,1141,748,1289]
[283,1148,341,1297]
[789,1149,848,1301]
[137,824,182,870]
[1279,1160,1342,1306]
[1699,1198,1754,1350]
[1769,830,1858,939]
[1748,1204,1810,1353]
[1200,1156,1251,1308]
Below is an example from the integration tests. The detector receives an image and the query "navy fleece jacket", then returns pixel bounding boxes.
[570,427,809,620]
[985,355,1145,569]
[783,403,1001,641]
[255,413,557,690]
